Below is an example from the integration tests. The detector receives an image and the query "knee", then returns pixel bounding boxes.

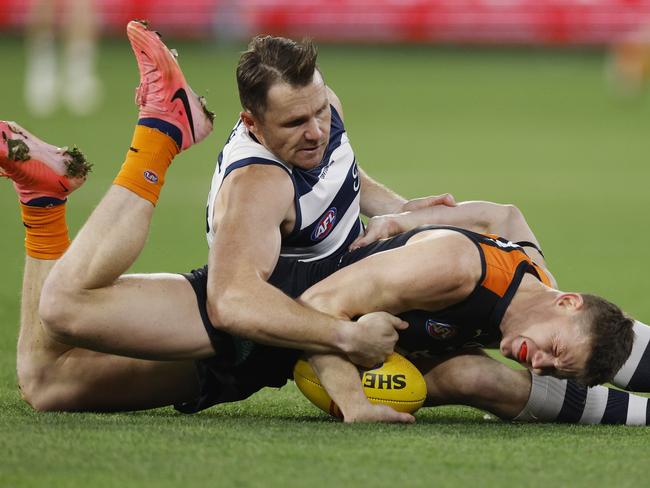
[436,363,499,402]
[17,362,68,412]
[427,354,510,404]
[38,278,82,345]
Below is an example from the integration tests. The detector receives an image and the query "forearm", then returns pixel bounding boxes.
[208,279,354,355]
[359,168,406,217]
[381,207,454,234]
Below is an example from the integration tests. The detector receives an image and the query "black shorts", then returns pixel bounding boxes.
[175,227,434,414]
[174,255,341,413]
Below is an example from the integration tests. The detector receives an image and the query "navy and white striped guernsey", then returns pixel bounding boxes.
[206,106,362,262]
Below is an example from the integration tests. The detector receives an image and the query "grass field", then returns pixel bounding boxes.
[1,34,649,487]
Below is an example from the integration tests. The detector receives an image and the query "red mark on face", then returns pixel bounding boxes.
[518,341,528,363]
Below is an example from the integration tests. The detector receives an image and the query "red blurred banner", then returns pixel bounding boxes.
[2,0,650,44]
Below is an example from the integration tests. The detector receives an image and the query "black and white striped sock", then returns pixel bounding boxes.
[612,320,650,392]
[514,374,649,425]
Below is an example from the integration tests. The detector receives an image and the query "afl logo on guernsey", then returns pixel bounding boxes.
[143,170,159,184]
[425,319,457,340]
[311,208,337,241]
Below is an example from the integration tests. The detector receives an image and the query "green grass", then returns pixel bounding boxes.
[1,36,649,486]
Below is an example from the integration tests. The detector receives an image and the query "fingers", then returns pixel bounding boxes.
[393,318,409,331]
[378,311,409,330]
[439,193,457,207]
[349,234,368,251]
[403,193,457,211]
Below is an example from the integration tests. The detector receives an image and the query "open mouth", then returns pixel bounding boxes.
[518,341,528,363]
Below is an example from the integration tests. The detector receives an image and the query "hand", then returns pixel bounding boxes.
[344,311,408,367]
[349,214,401,250]
[401,193,456,212]
[344,402,416,424]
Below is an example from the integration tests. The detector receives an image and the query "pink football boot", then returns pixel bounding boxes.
[127,20,214,151]
[0,121,91,204]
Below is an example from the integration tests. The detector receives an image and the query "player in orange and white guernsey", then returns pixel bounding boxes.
[300,223,638,423]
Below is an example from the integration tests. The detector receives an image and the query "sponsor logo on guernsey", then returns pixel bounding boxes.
[143,170,159,184]
[318,159,334,179]
[425,319,457,340]
[311,207,337,241]
[488,237,520,250]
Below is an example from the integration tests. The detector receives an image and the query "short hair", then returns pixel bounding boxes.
[579,293,634,386]
[236,35,319,117]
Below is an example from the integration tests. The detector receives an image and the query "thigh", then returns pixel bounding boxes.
[50,271,214,360]
[414,349,531,419]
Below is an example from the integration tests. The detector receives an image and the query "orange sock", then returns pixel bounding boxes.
[113,125,179,206]
[21,203,70,260]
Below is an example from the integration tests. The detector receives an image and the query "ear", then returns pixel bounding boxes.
[556,293,584,312]
[240,111,259,136]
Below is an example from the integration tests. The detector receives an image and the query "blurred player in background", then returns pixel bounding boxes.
[607,22,650,95]
[4,21,650,425]
[25,0,102,116]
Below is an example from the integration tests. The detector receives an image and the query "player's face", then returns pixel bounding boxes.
[500,307,591,380]
[244,71,331,170]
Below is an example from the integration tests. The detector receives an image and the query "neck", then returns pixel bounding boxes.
[500,274,558,336]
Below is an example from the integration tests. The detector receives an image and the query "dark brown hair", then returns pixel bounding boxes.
[236,36,318,117]
[580,293,634,386]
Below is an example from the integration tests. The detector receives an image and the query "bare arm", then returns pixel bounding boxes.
[326,85,454,220]
[358,168,408,217]
[301,230,477,421]
[206,164,405,366]
[349,200,553,285]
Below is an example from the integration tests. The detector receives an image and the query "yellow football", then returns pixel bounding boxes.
[293,352,427,419]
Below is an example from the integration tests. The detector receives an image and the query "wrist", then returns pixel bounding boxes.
[388,213,408,234]
[336,320,357,356]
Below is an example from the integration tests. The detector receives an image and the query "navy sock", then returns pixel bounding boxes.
[138,118,182,149]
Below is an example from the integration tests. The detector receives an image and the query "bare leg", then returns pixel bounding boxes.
[40,21,215,360]
[415,350,530,419]
[62,0,102,115]
[24,0,58,116]
[1,121,203,411]
[41,187,214,360]
[18,256,199,412]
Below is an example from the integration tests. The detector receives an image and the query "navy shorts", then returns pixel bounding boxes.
[174,255,341,414]
[174,228,430,414]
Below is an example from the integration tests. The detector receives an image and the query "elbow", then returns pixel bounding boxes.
[206,287,247,335]
[298,287,339,316]
[471,202,523,235]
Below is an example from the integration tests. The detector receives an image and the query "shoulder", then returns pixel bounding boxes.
[407,229,483,296]
[217,164,295,220]
[225,163,293,193]
[326,86,344,121]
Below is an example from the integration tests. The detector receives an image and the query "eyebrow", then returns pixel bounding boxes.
[281,101,329,125]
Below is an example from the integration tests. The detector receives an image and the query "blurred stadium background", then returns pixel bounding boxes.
[1,1,650,486]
